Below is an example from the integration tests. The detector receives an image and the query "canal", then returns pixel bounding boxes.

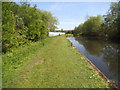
[67,36,120,87]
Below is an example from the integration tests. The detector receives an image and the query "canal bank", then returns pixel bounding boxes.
[3,35,109,88]
[67,36,119,88]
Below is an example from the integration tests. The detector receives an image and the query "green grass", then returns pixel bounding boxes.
[3,35,109,88]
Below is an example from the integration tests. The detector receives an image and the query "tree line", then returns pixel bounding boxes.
[73,2,120,42]
[2,2,58,53]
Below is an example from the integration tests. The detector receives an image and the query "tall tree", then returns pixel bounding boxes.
[104,1,120,40]
[2,2,58,52]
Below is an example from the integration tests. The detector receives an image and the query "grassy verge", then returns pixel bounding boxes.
[3,35,109,88]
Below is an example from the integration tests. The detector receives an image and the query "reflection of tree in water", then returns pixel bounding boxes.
[102,45,120,81]
[74,36,120,84]
[75,36,105,56]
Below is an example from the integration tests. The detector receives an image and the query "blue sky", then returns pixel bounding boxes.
[29,2,111,30]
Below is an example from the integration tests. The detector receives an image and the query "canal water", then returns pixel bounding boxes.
[67,36,120,87]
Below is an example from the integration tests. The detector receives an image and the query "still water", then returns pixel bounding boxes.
[67,36,120,86]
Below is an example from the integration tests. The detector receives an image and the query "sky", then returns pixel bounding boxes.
[28,2,111,30]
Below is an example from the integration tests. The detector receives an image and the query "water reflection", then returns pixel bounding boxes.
[67,36,120,86]
[75,36,105,56]
[102,45,119,79]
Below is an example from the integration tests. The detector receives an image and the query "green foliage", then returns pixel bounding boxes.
[66,30,73,34]
[2,3,17,52]
[54,29,65,32]
[73,24,83,35]
[103,1,120,40]
[74,1,120,41]
[2,2,58,53]
[42,11,58,32]
[74,15,103,36]
[83,16,103,36]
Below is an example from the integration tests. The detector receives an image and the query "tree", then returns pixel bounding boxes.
[2,2,17,52]
[42,11,58,32]
[2,2,58,52]
[74,15,103,36]
[61,29,63,32]
[103,1,120,40]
